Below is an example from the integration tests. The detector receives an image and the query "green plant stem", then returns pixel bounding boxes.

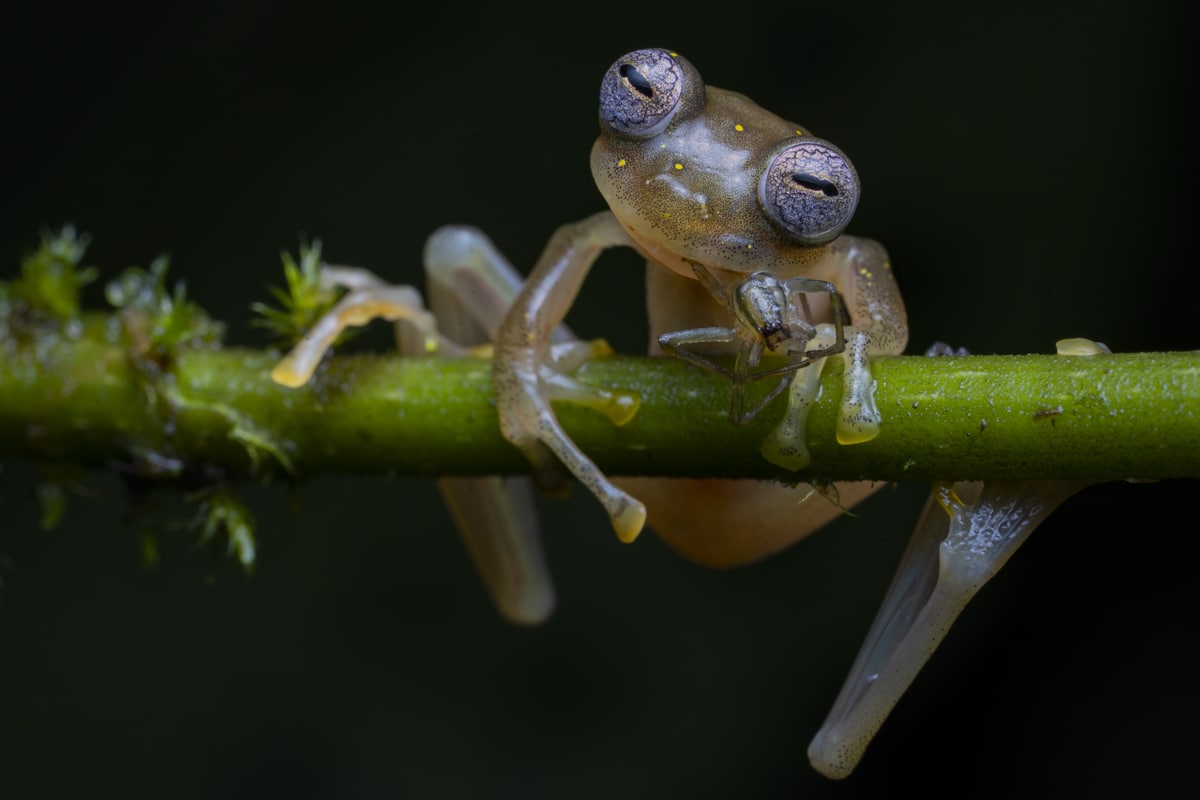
[1,324,1197,483]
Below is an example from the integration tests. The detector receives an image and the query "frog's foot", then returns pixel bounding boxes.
[807,479,1093,779]
[761,324,837,470]
[496,369,648,544]
[834,328,882,445]
[496,346,647,543]
[270,273,450,388]
[507,339,640,496]
[545,339,640,426]
[1056,337,1111,356]
[487,211,647,543]
[923,341,970,357]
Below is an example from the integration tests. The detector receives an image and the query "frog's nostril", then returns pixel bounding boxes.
[791,173,839,197]
[619,64,655,99]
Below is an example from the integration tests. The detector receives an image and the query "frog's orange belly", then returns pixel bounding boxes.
[614,477,881,568]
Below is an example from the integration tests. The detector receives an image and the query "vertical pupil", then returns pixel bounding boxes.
[619,64,655,98]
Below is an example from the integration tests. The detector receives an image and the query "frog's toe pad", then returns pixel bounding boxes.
[836,409,881,445]
[761,436,811,471]
[270,360,310,388]
[1056,337,1111,356]
[612,500,647,544]
[604,392,640,426]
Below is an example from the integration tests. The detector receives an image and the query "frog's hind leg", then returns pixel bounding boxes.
[270,237,557,625]
[422,226,572,624]
[807,479,1093,779]
[436,475,552,625]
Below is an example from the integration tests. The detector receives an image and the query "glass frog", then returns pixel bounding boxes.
[271,48,1094,779]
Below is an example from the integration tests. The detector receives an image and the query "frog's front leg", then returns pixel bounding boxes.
[762,235,907,470]
[492,210,648,543]
[271,266,455,388]
[829,236,907,443]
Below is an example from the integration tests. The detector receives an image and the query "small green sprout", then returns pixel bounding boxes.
[3,226,98,320]
[106,256,224,359]
[194,485,258,573]
[252,240,345,344]
[36,482,68,531]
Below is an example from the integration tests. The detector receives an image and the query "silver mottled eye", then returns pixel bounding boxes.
[758,139,860,245]
[599,49,688,138]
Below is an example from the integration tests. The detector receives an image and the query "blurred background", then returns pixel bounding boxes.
[2,2,1197,797]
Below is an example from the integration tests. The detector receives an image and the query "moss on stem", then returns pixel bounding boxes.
[2,325,1196,483]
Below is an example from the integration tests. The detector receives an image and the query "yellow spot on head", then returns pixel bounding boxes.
[668,51,678,57]
[735,123,744,132]
[746,243,753,249]
[674,162,683,170]
[617,158,627,167]
[663,212,671,219]
[796,129,805,136]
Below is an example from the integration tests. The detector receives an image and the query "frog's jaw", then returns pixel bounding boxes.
[807,479,1091,779]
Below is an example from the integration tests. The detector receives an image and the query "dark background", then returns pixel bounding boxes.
[2,2,1198,797]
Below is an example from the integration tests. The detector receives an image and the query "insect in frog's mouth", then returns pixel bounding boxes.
[760,322,788,349]
[760,322,784,336]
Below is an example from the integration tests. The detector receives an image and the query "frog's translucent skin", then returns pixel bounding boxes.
[806,338,1110,777]
[491,49,907,561]
[589,51,907,460]
[807,479,1093,778]
[270,48,1101,779]
[273,239,559,626]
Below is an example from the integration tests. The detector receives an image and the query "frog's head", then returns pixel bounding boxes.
[591,48,861,278]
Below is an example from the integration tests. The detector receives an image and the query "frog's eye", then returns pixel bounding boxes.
[599,49,693,138]
[759,139,860,246]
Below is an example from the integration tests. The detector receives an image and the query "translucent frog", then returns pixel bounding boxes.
[271,48,1096,779]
